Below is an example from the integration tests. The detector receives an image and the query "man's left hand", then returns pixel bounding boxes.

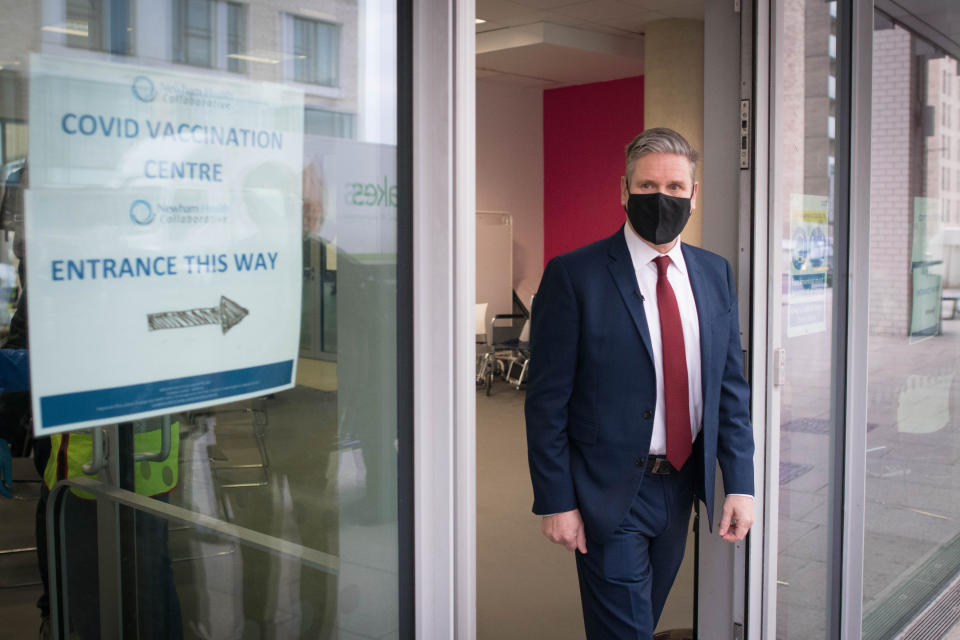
[718,495,754,542]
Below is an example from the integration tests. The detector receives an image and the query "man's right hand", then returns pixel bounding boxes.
[541,509,587,554]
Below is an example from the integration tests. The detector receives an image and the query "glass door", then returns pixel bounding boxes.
[765,1,960,638]
[0,1,409,638]
[861,6,960,638]
[768,1,846,637]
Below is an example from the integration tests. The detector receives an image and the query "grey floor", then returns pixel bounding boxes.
[476,385,696,640]
[0,457,45,640]
[776,306,960,639]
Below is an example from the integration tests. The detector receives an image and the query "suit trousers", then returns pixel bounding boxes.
[575,463,695,639]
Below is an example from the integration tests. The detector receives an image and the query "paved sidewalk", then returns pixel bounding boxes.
[776,299,960,638]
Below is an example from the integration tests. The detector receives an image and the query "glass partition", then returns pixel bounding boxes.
[862,11,960,639]
[772,1,842,637]
[0,0,404,638]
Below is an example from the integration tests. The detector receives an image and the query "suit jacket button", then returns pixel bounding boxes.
[635,457,644,468]
[643,410,654,419]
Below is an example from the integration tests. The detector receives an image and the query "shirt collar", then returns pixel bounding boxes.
[623,223,688,276]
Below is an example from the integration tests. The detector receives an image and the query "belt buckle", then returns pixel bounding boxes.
[650,457,672,475]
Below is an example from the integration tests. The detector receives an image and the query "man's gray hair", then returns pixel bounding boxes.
[625,127,698,184]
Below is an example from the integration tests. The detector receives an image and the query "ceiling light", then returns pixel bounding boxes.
[227,53,280,64]
[42,24,89,37]
[476,18,487,24]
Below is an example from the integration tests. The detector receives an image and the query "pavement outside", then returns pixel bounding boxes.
[776,295,960,639]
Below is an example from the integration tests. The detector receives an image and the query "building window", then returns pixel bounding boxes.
[226,2,246,73]
[305,106,356,138]
[173,0,214,67]
[291,16,340,87]
[65,0,133,54]
[172,0,247,73]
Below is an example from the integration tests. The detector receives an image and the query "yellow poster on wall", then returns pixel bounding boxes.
[787,194,830,338]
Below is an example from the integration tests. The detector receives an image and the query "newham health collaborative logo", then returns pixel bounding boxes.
[130,200,155,225]
[131,76,156,103]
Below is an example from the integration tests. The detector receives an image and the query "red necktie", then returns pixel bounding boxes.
[654,256,692,470]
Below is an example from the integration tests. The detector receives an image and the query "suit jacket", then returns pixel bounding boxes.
[525,227,754,544]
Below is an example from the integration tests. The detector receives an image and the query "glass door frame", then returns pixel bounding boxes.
[755,0,874,638]
[411,0,477,638]
[39,0,422,636]
[695,0,770,637]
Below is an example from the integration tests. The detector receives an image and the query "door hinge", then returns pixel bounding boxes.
[739,99,751,169]
[733,622,745,640]
[773,348,786,387]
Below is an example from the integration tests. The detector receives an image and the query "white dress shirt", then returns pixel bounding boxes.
[623,225,703,455]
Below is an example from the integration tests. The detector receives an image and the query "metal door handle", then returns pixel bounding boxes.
[134,415,172,463]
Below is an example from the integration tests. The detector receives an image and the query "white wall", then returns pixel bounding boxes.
[476,79,544,302]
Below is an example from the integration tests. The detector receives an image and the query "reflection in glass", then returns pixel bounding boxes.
[173,0,214,68]
[292,16,340,87]
[226,2,248,74]
[862,12,960,638]
[65,0,133,54]
[774,1,839,637]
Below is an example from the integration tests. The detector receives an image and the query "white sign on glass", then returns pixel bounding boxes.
[26,54,304,435]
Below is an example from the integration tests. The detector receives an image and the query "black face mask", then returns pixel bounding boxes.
[625,192,692,245]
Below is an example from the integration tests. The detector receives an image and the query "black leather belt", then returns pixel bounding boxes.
[645,456,677,475]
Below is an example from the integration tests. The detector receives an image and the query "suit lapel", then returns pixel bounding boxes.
[606,228,655,366]
[682,244,712,400]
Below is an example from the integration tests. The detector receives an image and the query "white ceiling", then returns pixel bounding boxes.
[476,0,704,87]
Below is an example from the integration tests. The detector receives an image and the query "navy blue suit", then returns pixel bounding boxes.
[526,227,754,637]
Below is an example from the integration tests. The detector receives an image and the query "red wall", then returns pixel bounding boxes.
[543,76,644,263]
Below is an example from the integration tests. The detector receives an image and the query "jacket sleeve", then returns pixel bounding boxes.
[716,260,755,497]
[525,257,580,515]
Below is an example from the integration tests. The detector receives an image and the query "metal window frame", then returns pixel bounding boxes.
[747,0,772,636]
[697,1,767,637]
[411,0,476,637]
[761,0,873,638]
[398,0,415,636]
[760,0,786,635]
[826,0,856,636]
[840,0,873,637]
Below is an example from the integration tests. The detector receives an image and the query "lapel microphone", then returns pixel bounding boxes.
[635,289,645,302]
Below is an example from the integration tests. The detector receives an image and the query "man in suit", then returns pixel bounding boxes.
[526,127,755,638]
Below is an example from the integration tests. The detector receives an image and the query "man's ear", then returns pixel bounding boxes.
[620,176,629,208]
[690,182,699,211]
